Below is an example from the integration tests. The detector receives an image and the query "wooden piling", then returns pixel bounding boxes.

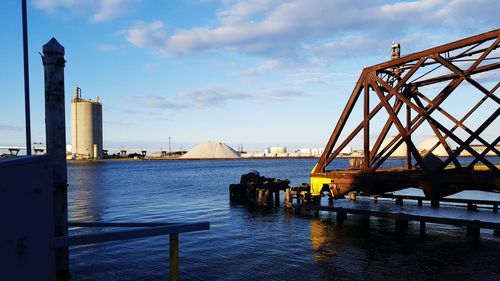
[169,234,179,281]
[467,202,478,211]
[420,221,426,236]
[349,192,357,201]
[466,227,480,242]
[229,184,240,200]
[431,200,440,208]
[304,191,312,204]
[294,204,301,215]
[265,189,271,206]
[257,189,265,206]
[284,188,291,205]
[395,198,403,205]
[336,212,346,226]
[274,189,280,206]
[395,218,408,235]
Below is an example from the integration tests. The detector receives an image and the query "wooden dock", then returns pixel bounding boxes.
[285,194,500,241]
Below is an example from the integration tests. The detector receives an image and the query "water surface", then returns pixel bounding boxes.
[68,159,500,280]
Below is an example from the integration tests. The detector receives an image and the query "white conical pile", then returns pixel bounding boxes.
[180,141,240,159]
[418,137,448,157]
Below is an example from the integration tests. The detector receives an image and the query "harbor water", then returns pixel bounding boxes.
[68,159,500,280]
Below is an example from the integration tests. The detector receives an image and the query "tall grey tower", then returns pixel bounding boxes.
[71,87,103,159]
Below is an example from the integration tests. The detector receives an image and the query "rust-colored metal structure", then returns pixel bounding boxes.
[311,29,499,199]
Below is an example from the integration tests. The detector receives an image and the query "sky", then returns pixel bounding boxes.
[0,0,498,152]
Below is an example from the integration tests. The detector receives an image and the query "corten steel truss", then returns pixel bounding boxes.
[313,29,499,195]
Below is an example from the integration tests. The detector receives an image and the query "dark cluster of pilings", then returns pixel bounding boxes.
[229,171,290,207]
[286,184,315,205]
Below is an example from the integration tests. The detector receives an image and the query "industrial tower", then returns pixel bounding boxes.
[71,87,103,159]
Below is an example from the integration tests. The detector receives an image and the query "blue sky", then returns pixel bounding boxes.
[1,0,498,151]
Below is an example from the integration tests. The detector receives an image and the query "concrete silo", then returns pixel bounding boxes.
[71,87,103,159]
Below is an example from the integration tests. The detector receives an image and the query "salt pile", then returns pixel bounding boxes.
[181,141,240,159]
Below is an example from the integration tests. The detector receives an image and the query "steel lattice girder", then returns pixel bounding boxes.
[314,29,500,176]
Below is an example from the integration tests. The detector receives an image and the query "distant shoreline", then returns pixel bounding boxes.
[67,156,322,162]
[65,154,494,163]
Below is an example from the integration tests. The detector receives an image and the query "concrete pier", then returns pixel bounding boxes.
[289,196,500,240]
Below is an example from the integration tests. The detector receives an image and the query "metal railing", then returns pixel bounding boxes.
[53,221,210,281]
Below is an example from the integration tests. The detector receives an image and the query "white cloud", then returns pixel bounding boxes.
[287,70,358,86]
[305,35,385,58]
[123,0,499,59]
[471,69,500,84]
[124,21,167,49]
[127,94,181,109]
[126,85,308,110]
[180,85,308,107]
[179,85,248,106]
[217,0,282,24]
[33,0,75,12]
[33,0,137,22]
[0,124,22,131]
[105,121,135,127]
[91,0,127,23]
[262,88,308,101]
[378,0,442,16]
[239,59,284,76]
[95,43,119,52]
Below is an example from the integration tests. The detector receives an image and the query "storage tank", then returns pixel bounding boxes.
[71,87,103,159]
[268,146,287,155]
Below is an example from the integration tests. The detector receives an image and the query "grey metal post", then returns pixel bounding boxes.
[22,0,31,155]
[42,38,69,281]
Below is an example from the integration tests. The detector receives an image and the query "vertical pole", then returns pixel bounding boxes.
[406,103,412,169]
[420,221,426,236]
[274,189,280,206]
[169,136,171,157]
[395,218,408,235]
[284,188,291,206]
[22,0,31,155]
[466,227,480,242]
[336,212,346,226]
[257,189,264,206]
[170,234,179,281]
[364,82,369,169]
[265,189,271,206]
[431,200,440,208]
[42,38,69,281]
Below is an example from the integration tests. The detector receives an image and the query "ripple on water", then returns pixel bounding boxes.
[68,158,500,280]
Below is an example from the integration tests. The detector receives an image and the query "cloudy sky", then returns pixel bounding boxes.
[1,0,498,151]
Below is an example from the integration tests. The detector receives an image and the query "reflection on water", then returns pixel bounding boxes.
[69,162,107,223]
[67,159,500,281]
[308,213,500,281]
[310,219,337,262]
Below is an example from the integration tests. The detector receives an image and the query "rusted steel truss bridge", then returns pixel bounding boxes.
[311,29,499,200]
